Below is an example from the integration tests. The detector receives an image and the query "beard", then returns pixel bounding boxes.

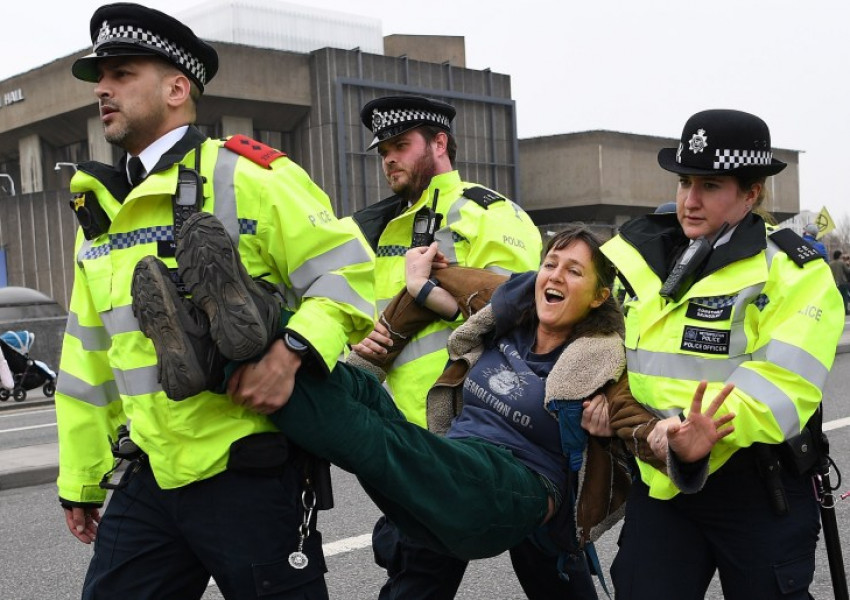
[390,149,438,203]
[102,99,168,153]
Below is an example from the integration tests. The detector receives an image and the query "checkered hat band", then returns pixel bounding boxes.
[373,108,450,130]
[95,21,206,84]
[713,149,773,170]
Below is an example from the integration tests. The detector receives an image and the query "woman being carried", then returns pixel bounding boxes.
[136,219,734,564]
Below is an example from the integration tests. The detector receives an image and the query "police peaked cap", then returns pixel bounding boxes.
[658,109,786,178]
[72,2,218,91]
[361,95,456,150]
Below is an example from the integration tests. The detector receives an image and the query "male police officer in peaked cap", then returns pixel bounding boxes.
[349,96,587,598]
[72,2,219,92]
[57,4,375,598]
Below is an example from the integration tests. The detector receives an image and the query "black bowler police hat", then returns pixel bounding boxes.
[72,3,218,91]
[658,109,786,178]
[360,95,456,150]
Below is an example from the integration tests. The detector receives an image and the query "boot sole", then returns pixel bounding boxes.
[176,213,273,361]
[131,256,207,401]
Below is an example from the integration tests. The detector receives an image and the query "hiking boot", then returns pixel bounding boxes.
[131,255,226,401]
[176,212,280,361]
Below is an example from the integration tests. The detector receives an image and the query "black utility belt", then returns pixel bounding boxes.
[722,436,818,480]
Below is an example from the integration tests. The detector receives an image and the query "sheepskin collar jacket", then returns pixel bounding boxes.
[426,271,658,546]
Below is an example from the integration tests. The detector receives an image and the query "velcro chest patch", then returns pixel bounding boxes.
[680,326,730,355]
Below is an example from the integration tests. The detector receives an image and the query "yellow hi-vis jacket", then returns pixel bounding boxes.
[602,213,843,499]
[56,129,376,504]
[356,170,542,427]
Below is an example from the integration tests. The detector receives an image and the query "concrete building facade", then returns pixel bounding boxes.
[0,31,801,312]
[519,130,800,234]
[0,36,518,309]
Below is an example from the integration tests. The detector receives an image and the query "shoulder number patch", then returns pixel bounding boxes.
[463,186,505,208]
[768,228,822,268]
[224,134,286,169]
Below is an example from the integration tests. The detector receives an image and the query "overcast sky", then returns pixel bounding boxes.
[5,0,847,224]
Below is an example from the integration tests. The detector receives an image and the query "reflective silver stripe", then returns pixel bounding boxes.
[76,239,97,264]
[377,298,392,313]
[99,305,141,337]
[434,198,469,264]
[58,364,162,404]
[113,364,161,397]
[213,148,240,243]
[765,238,781,269]
[485,264,512,276]
[302,273,374,317]
[752,340,830,390]
[727,367,801,438]
[626,348,745,381]
[394,328,451,368]
[57,370,119,407]
[728,283,764,355]
[647,406,682,419]
[65,313,110,352]
[289,239,372,297]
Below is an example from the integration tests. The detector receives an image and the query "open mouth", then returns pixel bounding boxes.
[544,289,564,303]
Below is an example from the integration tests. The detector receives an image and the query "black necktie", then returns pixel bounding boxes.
[127,156,145,187]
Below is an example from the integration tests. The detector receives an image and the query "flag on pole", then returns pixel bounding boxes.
[815,206,836,240]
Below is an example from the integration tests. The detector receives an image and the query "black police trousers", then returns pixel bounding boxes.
[372,515,599,600]
[611,447,820,600]
[81,459,328,599]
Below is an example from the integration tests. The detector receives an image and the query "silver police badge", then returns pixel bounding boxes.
[96,20,112,43]
[688,129,708,154]
[288,551,309,569]
[372,111,385,132]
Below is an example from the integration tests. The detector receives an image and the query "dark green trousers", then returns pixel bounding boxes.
[269,362,549,560]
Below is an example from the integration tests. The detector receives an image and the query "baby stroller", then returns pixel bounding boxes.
[0,330,57,402]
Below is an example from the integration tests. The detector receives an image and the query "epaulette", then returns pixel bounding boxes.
[462,186,505,208]
[768,228,823,268]
[223,134,286,169]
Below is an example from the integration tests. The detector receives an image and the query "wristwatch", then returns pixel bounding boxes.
[282,332,310,357]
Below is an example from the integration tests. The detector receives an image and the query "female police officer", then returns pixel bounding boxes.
[601,109,844,599]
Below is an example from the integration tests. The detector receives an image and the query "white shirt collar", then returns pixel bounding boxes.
[126,125,189,184]
[713,224,737,248]
[685,224,738,249]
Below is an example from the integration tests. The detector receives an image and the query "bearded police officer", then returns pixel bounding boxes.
[352,95,542,426]
[56,4,375,598]
[351,96,553,598]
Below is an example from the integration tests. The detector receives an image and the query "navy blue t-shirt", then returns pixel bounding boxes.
[446,324,567,496]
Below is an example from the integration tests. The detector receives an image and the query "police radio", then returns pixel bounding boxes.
[411,189,442,247]
[659,222,730,302]
[158,166,206,258]
[176,166,205,215]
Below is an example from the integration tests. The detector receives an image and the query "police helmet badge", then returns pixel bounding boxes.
[360,95,456,150]
[688,129,708,154]
[658,109,786,177]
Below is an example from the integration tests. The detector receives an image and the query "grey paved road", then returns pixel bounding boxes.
[1,346,848,599]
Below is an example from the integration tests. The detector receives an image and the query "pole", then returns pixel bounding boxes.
[814,434,849,600]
